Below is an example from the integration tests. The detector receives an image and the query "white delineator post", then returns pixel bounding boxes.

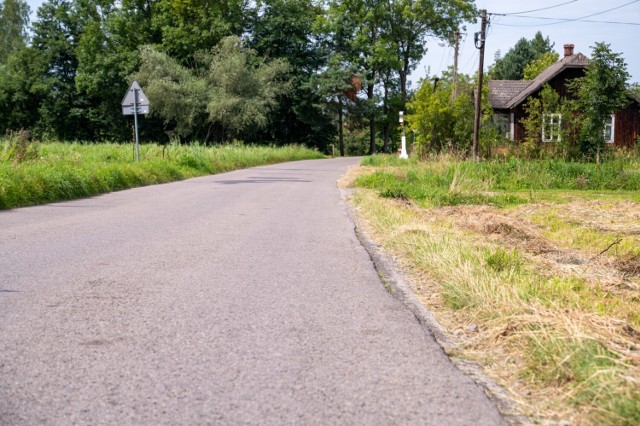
[399,111,408,159]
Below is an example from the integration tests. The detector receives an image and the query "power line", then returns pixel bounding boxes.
[438,45,450,74]
[495,0,640,27]
[493,18,640,27]
[494,0,579,16]
[462,50,478,75]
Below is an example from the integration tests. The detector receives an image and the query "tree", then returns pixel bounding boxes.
[569,42,630,157]
[151,0,247,65]
[530,31,554,58]
[491,32,555,80]
[30,0,86,138]
[0,47,48,132]
[133,45,208,138]
[491,38,535,80]
[134,37,290,142]
[248,0,333,149]
[523,52,559,80]
[204,36,290,139]
[384,0,475,105]
[407,71,475,155]
[381,0,475,153]
[0,0,30,63]
[310,54,359,156]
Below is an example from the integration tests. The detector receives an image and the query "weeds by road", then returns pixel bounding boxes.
[0,139,322,210]
[348,154,640,425]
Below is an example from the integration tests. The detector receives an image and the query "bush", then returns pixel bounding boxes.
[0,130,38,164]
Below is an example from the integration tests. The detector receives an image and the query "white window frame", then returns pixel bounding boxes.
[510,113,515,141]
[542,113,562,143]
[604,114,615,144]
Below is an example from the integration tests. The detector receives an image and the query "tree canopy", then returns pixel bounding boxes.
[0,0,478,152]
[491,31,555,80]
[0,0,29,63]
[570,42,631,156]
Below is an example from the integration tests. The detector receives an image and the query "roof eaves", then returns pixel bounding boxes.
[505,54,589,109]
[627,91,640,104]
[505,64,564,109]
[488,80,533,109]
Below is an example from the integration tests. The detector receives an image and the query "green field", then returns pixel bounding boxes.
[0,141,323,210]
[356,154,640,207]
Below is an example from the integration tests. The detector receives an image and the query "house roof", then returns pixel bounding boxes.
[628,91,640,104]
[488,80,532,109]
[489,53,590,110]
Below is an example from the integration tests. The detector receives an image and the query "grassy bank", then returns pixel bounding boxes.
[356,155,640,207]
[0,141,323,210]
[348,155,640,425]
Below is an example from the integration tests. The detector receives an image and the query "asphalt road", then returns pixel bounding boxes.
[0,158,505,425]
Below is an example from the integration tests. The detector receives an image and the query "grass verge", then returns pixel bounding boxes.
[0,141,323,210]
[348,155,640,425]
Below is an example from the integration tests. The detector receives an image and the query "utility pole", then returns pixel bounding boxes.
[452,31,460,100]
[472,10,487,161]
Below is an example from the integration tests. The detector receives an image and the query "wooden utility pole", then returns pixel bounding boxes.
[472,10,487,161]
[452,31,460,100]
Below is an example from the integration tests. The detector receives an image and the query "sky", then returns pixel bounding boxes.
[412,0,640,86]
[25,0,640,85]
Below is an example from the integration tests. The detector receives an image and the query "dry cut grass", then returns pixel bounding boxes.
[347,164,640,426]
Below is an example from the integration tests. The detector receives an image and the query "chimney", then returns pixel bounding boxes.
[564,44,575,58]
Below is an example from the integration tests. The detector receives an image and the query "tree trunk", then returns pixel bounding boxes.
[400,50,412,108]
[383,78,389,154]
[368,81,376,155]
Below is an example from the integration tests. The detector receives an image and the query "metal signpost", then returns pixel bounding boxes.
[121,81,150,162]
[399,111,408,159]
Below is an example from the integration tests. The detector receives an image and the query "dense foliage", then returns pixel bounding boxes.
[491,31,555,80]
[569,42,631,157]
[0,0,475,154]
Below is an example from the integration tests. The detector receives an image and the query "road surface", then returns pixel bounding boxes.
[0,158,505,425]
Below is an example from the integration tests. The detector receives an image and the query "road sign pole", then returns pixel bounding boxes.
[134,89,140,163]
[122,81,149,159]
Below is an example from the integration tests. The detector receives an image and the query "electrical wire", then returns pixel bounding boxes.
[495,0,640,27]
[438,45,449,74]
[493,18,640,27]
[463,50,479,74]
[494,0,579,15]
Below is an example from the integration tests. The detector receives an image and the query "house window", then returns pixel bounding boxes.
[542,113,562,142]
[492,114,510,139]
[604,114,615,143]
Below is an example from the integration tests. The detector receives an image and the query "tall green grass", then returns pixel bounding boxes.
[357,155,640,206]
[0,142,323,210]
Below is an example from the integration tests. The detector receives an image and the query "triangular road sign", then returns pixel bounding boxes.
[122,80,150,115]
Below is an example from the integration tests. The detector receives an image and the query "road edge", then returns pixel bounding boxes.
[340,188,528,426]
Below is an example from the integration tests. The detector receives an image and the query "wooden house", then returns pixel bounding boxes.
[488,44,640,148]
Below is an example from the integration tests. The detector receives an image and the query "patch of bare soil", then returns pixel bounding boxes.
[429,201,640,295]
[556,200,640,236]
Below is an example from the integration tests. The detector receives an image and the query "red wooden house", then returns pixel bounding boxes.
[489,44,640,148]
